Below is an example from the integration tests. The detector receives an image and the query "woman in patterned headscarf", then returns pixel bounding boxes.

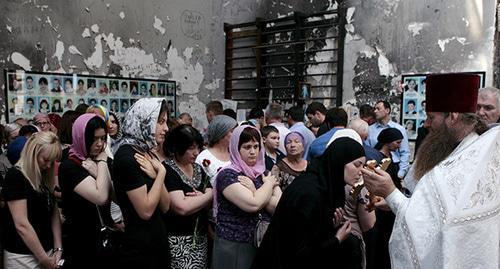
[112,98,171,269]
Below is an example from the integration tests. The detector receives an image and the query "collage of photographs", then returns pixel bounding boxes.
[401,72,485,140]
[5,71,177,122]
[401,76,427,140]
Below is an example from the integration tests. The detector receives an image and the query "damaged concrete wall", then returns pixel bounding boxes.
[2,0,496,127]
[0,0,264,130]
[342,0,497,121]
[0,0,344,128]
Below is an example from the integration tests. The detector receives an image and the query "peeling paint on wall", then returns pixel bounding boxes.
[99,31,169,78]
[437,36,467,52]
[84,35,103,70]
[153,16,166,35]
[407,22,428,36]
[306,28,335,81]
[82,28,91,38]
[178,95,207,130]
[0,0,233,126]
[91,24,99,33]
[462,18,470,27]
[166,47,204,94]
[68,45,83,56]
[376,46,396,76]
[345,7,363,43]
[205,78,220,90]
[52,40,65,71]
[11,52,31,71]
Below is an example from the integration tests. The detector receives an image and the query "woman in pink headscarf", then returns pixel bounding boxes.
[58,114,113,268]
[212,125,282,269]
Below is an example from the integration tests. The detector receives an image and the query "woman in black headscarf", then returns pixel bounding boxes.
[251,137,366,269]
[373,127,404,190]
[366,127,404,269]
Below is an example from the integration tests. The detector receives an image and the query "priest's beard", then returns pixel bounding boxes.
[414,124,458,180]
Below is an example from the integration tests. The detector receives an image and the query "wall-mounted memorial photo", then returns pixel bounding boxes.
[4,70,177,123]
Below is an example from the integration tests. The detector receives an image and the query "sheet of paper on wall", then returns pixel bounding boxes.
[221,99,237,111]
[236,109,246,123]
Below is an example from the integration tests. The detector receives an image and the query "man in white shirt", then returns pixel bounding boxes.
[362,73,499,269]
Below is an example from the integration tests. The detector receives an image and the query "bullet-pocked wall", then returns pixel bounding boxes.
[0,0,262,130]
[0,0,498,127]
[0,0,339,129]
[342,0,497,121]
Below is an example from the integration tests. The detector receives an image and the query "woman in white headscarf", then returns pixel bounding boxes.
[112,98,171,269]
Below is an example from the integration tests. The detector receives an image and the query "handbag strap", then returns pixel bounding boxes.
[95,205,105,227]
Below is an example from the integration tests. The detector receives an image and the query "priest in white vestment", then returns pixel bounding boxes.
[362,73,500,269]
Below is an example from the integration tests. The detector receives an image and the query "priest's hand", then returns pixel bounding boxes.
[361,167,396,198]
[365,196,391,212]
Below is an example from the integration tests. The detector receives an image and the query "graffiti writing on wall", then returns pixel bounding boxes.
[181,10,205,40]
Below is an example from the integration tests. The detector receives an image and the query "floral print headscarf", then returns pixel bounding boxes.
[112,98,164,154]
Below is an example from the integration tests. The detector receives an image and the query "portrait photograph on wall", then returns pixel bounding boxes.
[4,70,177,123]
[401,71,485,140]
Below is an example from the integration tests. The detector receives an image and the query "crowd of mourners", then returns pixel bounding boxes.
[0,85,498,269]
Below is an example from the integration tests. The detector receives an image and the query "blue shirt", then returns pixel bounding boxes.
[306,127,343,161]
[366,121,410,178]
[289,122,316,158]
[364,145,383,163]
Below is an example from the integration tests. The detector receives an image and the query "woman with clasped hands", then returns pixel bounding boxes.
[252,137,366,269]
[2,132,62,269]
[58,114,113,269]
[111,98,171,269]
[212,125,282,269]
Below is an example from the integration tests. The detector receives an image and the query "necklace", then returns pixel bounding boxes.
[166,159,203,189]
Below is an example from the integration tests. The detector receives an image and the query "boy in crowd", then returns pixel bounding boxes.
[261,125,284,171]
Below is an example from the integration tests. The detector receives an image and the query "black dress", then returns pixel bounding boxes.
[366,153,399,269]
[164,160,211,267]
[251,176,342,269]
[59,158,114,269]
[1,168,54,255]
[164,161,210,237]
[252,137,366,269]
[113,145,170,269]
